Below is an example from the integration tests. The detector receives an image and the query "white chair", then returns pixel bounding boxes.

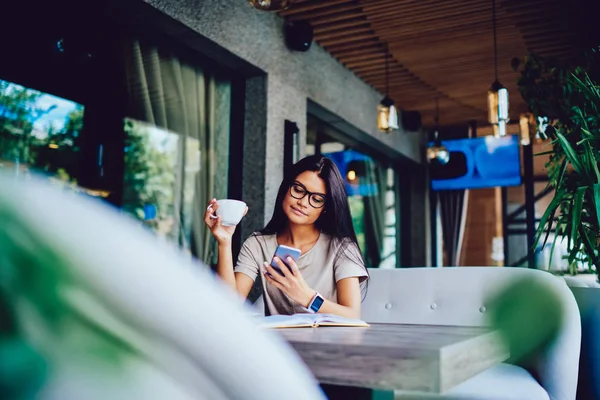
[0,174,325,400]
[362,267,581,400]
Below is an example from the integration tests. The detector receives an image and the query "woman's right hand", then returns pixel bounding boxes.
[204,199,247,245]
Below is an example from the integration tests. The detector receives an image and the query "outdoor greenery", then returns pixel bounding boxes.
[122,118,179,239]
[0,80,82,183]
[514,49,600,281]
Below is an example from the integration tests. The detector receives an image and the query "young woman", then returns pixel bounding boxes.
[204,155,368,318]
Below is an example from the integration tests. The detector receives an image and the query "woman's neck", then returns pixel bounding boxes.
[279,224,320,248]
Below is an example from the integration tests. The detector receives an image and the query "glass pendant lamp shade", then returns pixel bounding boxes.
[426,130,450,165]
[248,0,291,11]
[377,96,399,132]
[488,80,509,136]
[377,46,398,133]
[427,97,449,165]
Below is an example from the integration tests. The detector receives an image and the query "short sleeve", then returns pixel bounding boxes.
[234,235,261,281]
[333,241,368,283]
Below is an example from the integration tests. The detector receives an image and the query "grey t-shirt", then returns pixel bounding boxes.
[235,233,368,316]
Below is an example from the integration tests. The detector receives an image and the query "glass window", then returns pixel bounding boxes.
[122,118,181,242]
[0,78,83,189]
[121,39,233,263]
[306,116,399,268]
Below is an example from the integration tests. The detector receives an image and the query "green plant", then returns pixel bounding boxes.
[515,50,600,282]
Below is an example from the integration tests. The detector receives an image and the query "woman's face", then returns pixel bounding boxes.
[282,171,327,226]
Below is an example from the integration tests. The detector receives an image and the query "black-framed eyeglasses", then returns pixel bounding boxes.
[289,181,326,209]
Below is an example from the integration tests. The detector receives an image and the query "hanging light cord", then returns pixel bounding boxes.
[492,0,498,81]
[385,46,390,97]
[434,97,440,127]
[434,97,440,140]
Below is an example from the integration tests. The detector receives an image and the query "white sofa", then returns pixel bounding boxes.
[362,267,581,400]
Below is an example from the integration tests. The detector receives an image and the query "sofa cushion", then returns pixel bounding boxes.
[446,363,549,400]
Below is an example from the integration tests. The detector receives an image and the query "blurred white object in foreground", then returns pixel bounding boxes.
[0,173,324,400]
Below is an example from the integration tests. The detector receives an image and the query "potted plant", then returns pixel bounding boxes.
[515,49,600,399]
[514,50,600,283]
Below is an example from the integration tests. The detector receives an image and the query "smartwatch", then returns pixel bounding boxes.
[307,292,325,313]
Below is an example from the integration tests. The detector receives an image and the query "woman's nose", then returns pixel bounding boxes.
[297,196,309,208]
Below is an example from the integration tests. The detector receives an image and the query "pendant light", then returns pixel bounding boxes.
[426,97,450,165]
[487,0,509,137]
[377,46,399,133]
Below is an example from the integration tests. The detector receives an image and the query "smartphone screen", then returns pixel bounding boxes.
[270,244,301,275]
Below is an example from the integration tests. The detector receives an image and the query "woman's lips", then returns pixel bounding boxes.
[291,206,307,216]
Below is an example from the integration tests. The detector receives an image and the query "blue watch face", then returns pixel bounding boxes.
[310,295,324,312]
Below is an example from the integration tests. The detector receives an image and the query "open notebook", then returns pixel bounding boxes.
[260,313,370,329]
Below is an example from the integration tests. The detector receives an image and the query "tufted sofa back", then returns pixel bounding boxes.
[362,267,581,400]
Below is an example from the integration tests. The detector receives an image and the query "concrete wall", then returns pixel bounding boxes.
[142,0,423,231]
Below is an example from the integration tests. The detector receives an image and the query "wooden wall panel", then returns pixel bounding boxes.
[460,189,497,266]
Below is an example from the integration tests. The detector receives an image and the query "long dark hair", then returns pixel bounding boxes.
[258,155,369,295]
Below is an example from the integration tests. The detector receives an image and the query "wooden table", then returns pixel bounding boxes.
[277,323,508,396]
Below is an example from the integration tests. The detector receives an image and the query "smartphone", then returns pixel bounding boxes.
[270,244,301,275]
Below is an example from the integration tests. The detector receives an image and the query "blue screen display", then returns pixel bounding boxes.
[430,135,522,191]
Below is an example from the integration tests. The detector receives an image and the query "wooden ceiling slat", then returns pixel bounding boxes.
[503,0,562,13]
[358,68,421,78]
[307,10,366,26]
[287,3,362,20]
[380,22,501,44]
[362,0,480,15]
[338,51,386,64]
[386,33,518,56]
[325,38,380,53]
[369,67,500,84]
[368,10,514,29]
[279,0,358,16]
[364,72,420,83]
[353,63,398,74]
[364,2,493,21]
[359,72,412,82]
[365,78,425,88]
[344,57,390,68]
[318,32,377,47]
[371,80,429,90]
[333,46,385,58]
[314,26,374,40]
[313,18,369,34]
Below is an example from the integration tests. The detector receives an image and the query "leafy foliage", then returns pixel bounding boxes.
[122,119,179,238]
[515,50,600,280]
[0,80,82,183]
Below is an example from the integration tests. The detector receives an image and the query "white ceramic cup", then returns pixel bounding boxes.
[215,199,247,226]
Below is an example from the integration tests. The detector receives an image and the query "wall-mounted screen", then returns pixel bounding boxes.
[430,135,522,191]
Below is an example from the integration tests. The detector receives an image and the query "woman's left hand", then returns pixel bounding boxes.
[263,257,315,308]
